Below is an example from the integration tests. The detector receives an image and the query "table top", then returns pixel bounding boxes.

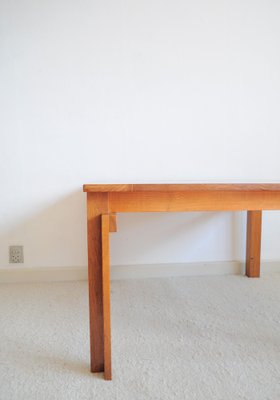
[83,183,280,192]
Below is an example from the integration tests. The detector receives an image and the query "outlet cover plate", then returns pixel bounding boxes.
[9,246,24,263]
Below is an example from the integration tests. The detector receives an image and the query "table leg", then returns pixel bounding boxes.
[246,210,262,278]
[86,193,108,374]
[102,214,112,380]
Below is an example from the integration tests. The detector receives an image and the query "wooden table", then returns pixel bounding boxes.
[83,183,280,380]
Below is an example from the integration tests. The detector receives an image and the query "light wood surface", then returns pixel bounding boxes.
[101,214,112,380]
[108,191,280,212]
[84,183,280,193]
[84,183,278,380]
[86,192,108,373]
[246,211,262,277]
[109,214,117,232]
[84,184,133,192]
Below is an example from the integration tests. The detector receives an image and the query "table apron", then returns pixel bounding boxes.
[108,191,280,212]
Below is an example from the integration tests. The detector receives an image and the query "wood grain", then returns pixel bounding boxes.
[246,211,262,278]
[108,191,280,212]
[86,192,108,373]
[83,183,280,193]
[133,184,280,192]
[84,184,133,192]
[102,214,112,380]
[109,214,117,232]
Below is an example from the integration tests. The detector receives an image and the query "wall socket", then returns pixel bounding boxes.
[9,246,24,263]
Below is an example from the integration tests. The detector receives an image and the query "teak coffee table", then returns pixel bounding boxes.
[83,183,280,380]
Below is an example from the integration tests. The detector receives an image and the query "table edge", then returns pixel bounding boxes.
[83,183,280,193]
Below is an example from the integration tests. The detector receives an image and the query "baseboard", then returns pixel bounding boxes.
[0,266,88,283]
[1,261,280,283]
[111,261,245,279]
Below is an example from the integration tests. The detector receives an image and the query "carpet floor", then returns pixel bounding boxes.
[0,274,280,400]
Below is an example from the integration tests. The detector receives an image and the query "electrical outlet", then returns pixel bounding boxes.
[9,246,24,263]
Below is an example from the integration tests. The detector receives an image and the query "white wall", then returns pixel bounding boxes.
[1,0,280,269]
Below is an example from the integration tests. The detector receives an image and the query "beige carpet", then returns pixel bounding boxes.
[0,274,280,400]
